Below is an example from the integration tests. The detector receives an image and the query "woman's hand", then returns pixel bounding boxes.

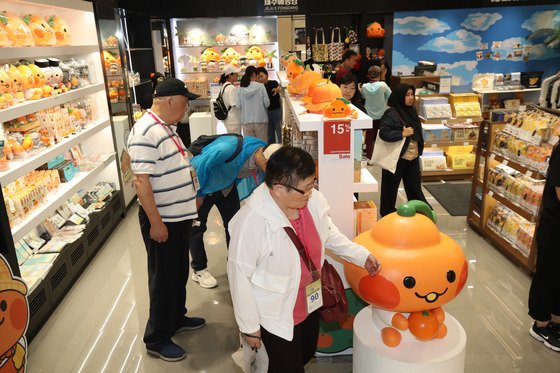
[364,254,381,276]
[403,126,414,138]
[243,331,262,350]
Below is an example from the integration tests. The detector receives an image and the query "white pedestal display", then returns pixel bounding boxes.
[189,112,213,140]
[353,306,467,373]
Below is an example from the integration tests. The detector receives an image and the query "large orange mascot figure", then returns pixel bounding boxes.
[345,200,468,347]
[0,255,29,372]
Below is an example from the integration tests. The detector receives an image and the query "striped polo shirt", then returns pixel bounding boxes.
[127,110,197,222]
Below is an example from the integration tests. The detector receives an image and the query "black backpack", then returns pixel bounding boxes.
[188,134,243,163]
[213,83,232,120]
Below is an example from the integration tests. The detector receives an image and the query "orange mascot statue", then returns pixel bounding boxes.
[344,200,468,347]
[0,255,29,373]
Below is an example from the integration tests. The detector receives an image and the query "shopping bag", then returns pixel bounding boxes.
[231,334,268,373]
[328,27,344,62]
[348,29,358,44]
[312,28,328,62]
[370,136,406,174]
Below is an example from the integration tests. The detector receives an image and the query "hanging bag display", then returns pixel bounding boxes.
[283,227,349,323]
[348,28,359,44]
[312,28,328,63]
[328,27,344,62]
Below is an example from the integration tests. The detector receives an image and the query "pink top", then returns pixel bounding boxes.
[289,205,322,325]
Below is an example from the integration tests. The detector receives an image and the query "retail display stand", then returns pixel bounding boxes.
[353,306,466,373]
[0,0,123,339]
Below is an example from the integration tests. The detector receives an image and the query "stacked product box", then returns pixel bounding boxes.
[486,202,535,257]
[422,124,452,143]
[418,97,452,119]
[420,148,447,171]
[445,123,479,141]
[354,201,377,237]
[184,78,208,98]
[444,145,475,170]
[448,93,481,117]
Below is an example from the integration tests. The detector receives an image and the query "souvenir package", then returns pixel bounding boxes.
[486,203,512,234]
[418,97,451,119]
[421,124,452,142]
[0,12,34,47]
[419,155,447,171]
[445,123,478,141]
[472,73,495,91]
[520,71,544,88]
[23,15,56,46]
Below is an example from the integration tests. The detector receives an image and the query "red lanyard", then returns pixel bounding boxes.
[252,169,261,186]
[147,111,185,157]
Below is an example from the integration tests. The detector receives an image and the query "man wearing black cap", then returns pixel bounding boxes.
[127,78,204,362]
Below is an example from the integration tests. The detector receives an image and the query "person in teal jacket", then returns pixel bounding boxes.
[188,136,282,288]
[361,65,391,162]
[236,66,270,142]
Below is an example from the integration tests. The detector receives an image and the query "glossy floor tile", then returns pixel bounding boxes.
[27,167,560,372]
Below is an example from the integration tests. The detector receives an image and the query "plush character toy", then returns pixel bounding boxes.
[200,48,221,64]
[344,201,468,347]
[367,22,385,38]
[286,59,304,84]
[245,46,266,67]
[47,15,71,45]
[5,65,24,104]
[215,33,226,44]
[16,63,37,100]
[23,14,56,46]
[0,11,35,47]
[322,97,358,119]
[103,50,117,69]
[0,23,13,47]
[0,69,14,108]
[27,63,47,99]
[303,81,342,113]
[287,70,321,96]
[48,57,65,94]
[221,47,241,65]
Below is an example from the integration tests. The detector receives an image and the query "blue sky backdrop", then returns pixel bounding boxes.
[393,5,560,92]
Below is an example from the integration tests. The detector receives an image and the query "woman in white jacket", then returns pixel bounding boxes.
[227,146,381,373]
[219,64,242,134]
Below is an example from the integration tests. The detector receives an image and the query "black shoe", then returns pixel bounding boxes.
[530,322,560,352]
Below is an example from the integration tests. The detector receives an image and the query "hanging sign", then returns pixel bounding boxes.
[259,0,306,16]
[323,121,351,162]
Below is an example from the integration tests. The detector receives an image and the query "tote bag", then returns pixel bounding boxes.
[370,135,406,174]
[328,27,344,62]
[312,28,328,62]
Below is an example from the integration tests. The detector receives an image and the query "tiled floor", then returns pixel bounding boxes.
[26,168,560,372]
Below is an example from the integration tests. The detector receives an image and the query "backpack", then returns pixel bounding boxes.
[189,134,243,163]
[213,83,232,120]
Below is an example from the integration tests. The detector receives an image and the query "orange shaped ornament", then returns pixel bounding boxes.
[302,78,328,104]
[0,12,34,47]
[286,59,304,83]
[200,48,221,63]
[23,14,55,46]
[0,24,13,47]
[47,16,71,45]
[367,22,385,38]
[221,47,241,64]
[287,70,321,96]
[322,97,358,119]
[304,81,341,113]
[344,200,468,347]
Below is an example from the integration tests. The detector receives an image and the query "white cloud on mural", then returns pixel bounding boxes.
[529,44,560,60]
[439,61,479,85]
[461,13,502,31]
[394,16,450,35]
[419,30,482,54]
[392,51,415,76]
[493,37,529,50]
[522,10,560,32]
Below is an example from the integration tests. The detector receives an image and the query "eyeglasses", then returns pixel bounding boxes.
[275,178,317,196]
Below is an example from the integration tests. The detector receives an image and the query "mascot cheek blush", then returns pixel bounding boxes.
[344,200,468,347]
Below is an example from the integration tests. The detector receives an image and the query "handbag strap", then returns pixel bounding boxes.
[315,28,325,44]
[283,227,320,281]
[331,27,341,43]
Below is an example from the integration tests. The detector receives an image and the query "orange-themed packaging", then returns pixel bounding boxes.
[22,14,56,46]
[0,25,13,47]
[0,11,34,46]
[47,15,71,46]
[6,65,25,104]
[0,68,14,108]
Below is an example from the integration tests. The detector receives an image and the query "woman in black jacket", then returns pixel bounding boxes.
[378,83,431,216]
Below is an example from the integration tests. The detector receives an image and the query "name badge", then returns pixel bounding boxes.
[306,279,323,314]
[190,167,200,191]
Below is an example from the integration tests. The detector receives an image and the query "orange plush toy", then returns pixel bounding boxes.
[286,59,304,83]
[0,25,13,47]
[367,22,385,38]
[304,81,342,113]
[7,65,25,104]
[344,201,468,347]
[322,98,358,119]
[0,70,14,109]
[245,46,266,67]
[200,48,221,64]
[221,47,241,65]
[0,11,35,47]
[47,15,71,45]
[23,14,55,46]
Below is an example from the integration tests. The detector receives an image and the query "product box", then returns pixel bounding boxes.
[443,145,474,155]
[354,201,377,237]
[447,153,476,170]
[354,160,361,183]
[453,103,482,117]
[448,93,480,117]
[46,153,65,169]
[420,155,447,171]
[445,123,479,141]
[422,125,452,143]
[472,73,495,91]
[55,160,76,183]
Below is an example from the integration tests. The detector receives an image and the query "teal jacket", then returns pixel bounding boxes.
[361,81,391,120]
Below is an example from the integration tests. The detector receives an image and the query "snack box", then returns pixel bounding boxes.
[447,153,476,170]
[444,123,479,141]
[54,160,76,183]
[449,93,479,116]
[453,103,482,117]
[422,124,452,143]
[354,201,377,236]
[442,145,474,155]
[420,155,447,171]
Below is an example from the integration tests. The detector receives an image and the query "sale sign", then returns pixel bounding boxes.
[323,121,351,161]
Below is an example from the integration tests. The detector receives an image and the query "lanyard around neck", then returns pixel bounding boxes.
[147,111,185,157]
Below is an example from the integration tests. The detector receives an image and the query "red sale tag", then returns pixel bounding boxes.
[324,121,351,156]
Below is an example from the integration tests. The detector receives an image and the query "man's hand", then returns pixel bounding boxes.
[364,254,381,276]
[150,220,168,243]
[196,196,204,210]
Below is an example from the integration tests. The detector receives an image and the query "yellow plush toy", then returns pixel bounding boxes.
[200,48,221,64]
[245,46,266,67]
[221,47,241,65]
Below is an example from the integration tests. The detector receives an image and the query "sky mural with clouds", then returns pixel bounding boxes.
[393,5,560,92]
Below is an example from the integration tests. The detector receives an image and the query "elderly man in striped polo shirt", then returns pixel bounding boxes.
[127,78,204,362]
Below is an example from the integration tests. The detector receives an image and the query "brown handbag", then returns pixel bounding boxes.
[284,227,349,323]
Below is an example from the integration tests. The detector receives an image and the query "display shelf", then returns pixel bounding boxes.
[485,186,537,223]
[177,68,276,74]
[489,152,546,180]
[482,225,533,274]
[0,119,111,185]
[176,42,278,48]
[11,154,116,243]
[0,45,100,60]
[473,88,540,95]
[421,168,473,181]
[127,48,153,52]
[354,168,379,193]
[0,84,105,122]
[420,117,484,125]
[425,140,477,148]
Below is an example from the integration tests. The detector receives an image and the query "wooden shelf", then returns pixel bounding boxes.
[473,88,540,95]
[485,186,538,223]
[421,117,484,125]
[425,140,477,148]
[421,168,473,181]
[482,225,533,274]
[489,152,546,180]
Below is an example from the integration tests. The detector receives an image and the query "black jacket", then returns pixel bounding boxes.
[379,108,424,158]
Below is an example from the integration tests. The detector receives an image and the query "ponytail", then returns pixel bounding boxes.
[240,66,258,87]
[219,74,227,84]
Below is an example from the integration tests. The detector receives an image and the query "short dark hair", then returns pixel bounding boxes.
[342,49,358,63]
[256,66,268,76]
[264,146,316,189]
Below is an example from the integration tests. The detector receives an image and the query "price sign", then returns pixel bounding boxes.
[324,121,351,161]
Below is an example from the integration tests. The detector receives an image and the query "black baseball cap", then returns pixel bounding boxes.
[153,78,199,100]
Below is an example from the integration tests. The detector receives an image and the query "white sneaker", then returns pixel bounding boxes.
[192,268,218,288]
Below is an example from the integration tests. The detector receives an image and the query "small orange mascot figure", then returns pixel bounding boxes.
[367,22,385,38]
[322,98,358,119]
[0,254,29,373]
[344,201,468,347]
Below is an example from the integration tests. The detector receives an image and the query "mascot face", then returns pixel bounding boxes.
[345,201,468,313]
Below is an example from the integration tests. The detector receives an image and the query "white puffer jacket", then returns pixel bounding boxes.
[227,183,370,341]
